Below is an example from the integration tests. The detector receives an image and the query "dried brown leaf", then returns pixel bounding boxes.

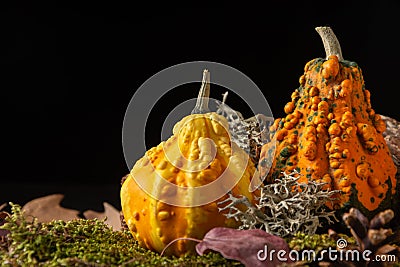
[22,194,79,223]
[0,210,10,238]
[83,202,121,231]
[0,203,6,211]
[375,244,399,256]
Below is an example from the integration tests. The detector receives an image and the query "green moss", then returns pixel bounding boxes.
[287,232,354,253]
[0,204,242,267]
[287,232,356,262]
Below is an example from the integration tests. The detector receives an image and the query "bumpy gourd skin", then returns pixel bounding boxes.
[121,112,256,256]
[260,55,397,216]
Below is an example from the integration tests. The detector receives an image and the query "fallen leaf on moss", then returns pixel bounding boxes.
[22,194,80,223]
[196,227,292,267]
[0,209,9,239]
[83,202,121,231]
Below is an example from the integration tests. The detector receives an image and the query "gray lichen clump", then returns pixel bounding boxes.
[216,92,272,164]
[218,171,339,237]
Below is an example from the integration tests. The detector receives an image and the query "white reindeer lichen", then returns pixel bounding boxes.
[218,171,339,237]
[215,92,273,164]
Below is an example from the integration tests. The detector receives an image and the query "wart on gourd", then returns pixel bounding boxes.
[259,26,397,217]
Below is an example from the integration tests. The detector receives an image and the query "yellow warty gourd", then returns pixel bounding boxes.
[121,70,257,256]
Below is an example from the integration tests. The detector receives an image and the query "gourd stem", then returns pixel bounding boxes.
[191,69,210,114]
[315,26,344,61]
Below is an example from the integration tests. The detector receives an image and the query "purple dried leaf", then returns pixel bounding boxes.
[196,227,292,267]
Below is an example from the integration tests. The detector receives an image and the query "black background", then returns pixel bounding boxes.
[2,1,399,213]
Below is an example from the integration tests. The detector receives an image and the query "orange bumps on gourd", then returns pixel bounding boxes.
[322,55,340,79]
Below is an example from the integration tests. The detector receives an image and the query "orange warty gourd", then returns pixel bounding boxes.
[121,70,257,256]
[259,27,397,217]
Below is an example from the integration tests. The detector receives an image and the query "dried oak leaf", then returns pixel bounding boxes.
[0,204,9,239]
[22,194,79,223]
[83,202,121,231]
[196,227,292,267]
